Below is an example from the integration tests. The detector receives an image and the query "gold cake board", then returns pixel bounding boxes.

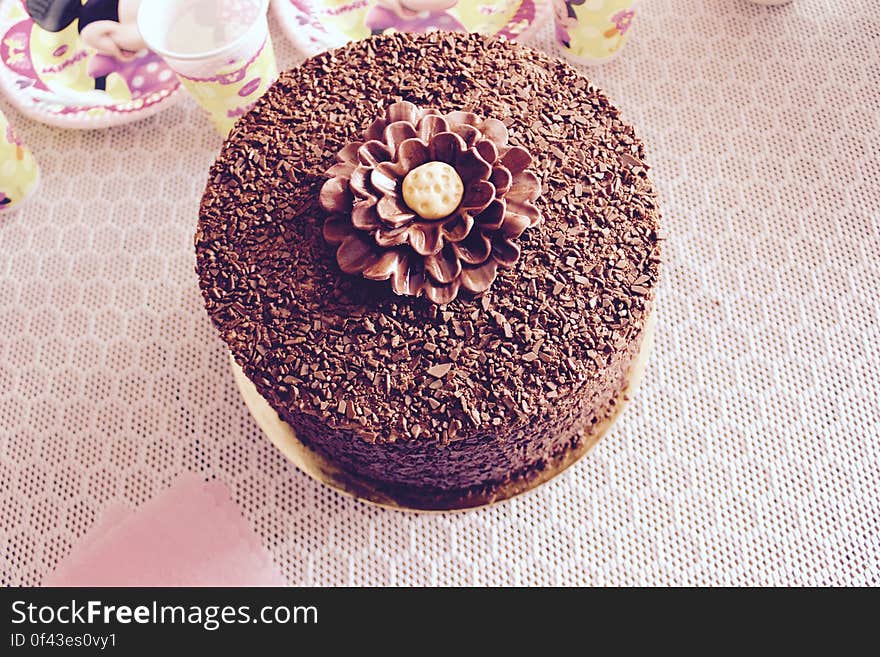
[231,313,655,512]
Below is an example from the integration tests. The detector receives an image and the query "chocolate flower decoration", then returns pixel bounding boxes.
[320,101,542,304]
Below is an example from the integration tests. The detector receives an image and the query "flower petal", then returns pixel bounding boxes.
[507,170,541,202]
[319,177,351,214]
[455,147,492,185]
[385,121,418,154]
[336,234,380,274]
[349,166,371,197]
[375,159,410,180]
[500,146,532,175]
[375,225,410,247]
[370,166,399,195]
[491,237,520,268]
[424,245,462,284]
[364,118,387,142]
[377,195,416,226]
[397,138,430,171]
[452,229,491,265]
[428,132,466,164]
[474,199,505,230]
[460,260,498,295]
[337,142,361,165]
[505,199,541,230]
[362,249,404,281]
[441,212,474,242]
[387,101,420,125]
[475,139,498,166]
[446,110,480,128]
[358,140,390,166]
[418,115,449,141]
[407,221,444,256]
[323,215,353,245]
[451,124,479,146]
[479,118,508,146]
[327,161,356,179]
[423,278,461,305]
[390,253,425,297]
[352,200,380,230]
[490,166,512,195]
[500,206,534,238]
[460,180,495,213]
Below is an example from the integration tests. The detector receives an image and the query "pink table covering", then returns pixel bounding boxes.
[1,1,878,586]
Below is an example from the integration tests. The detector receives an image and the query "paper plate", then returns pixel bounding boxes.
[0,0,180,129]
[273,0,549,57]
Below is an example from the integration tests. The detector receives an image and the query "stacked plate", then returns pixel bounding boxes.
[0,0,548,128]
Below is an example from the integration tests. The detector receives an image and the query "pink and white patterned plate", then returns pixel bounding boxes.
[0,0,180,129]
[273,0,549,57]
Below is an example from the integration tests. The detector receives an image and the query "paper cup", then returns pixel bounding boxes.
[137,0,278,135]
[553,0,638,65]
[0,108,39,213]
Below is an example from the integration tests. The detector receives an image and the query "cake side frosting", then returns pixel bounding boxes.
[196,32,661,504]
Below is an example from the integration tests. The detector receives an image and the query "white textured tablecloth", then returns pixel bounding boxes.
[1,0,878,586]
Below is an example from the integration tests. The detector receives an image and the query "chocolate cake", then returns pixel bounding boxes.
[196,32,661,510]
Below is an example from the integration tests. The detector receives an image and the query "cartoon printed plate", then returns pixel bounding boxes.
[0,0,180,129]
[273,0,550,57]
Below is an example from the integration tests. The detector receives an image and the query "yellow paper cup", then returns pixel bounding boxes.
[138,0,278,135]
[553,0,638,65]
[0,108,39,213]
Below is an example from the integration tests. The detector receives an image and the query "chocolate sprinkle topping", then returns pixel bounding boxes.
[196,32,661,506]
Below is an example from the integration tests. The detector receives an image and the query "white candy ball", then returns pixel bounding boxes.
[401,162,464,220]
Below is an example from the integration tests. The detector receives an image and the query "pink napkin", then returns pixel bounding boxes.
[45,474,285,586]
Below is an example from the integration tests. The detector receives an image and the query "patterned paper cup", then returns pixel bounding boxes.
[0,107,39,213]
[552,0,638,65]
[137,0,277,135]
